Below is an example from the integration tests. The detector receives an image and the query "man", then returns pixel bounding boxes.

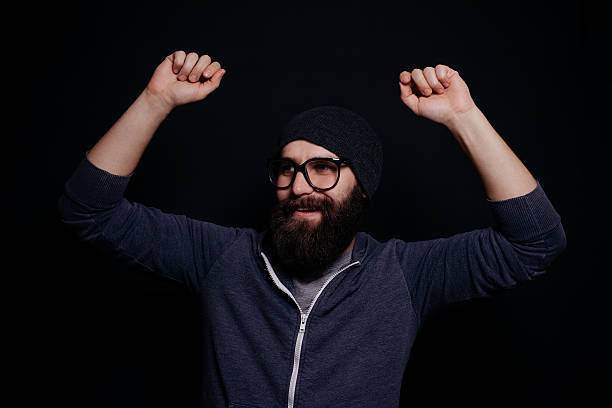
[58,50,566,407]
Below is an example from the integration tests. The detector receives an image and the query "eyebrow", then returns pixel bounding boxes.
[279,155,339,162]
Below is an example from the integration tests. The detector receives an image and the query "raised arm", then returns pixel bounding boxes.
[88,50,226,176]
[58,51,238,291]
[396,65,566,323]
[398,65,536,201]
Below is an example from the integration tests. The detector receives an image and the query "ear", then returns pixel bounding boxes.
[361,193,367,199]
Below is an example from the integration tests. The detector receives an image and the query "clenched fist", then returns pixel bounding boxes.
[146,50,226,111]
[399,65,476,126]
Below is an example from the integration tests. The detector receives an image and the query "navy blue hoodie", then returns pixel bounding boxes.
[58,156,566,407]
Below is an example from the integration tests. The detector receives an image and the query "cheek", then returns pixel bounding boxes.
[333,174,357,200]
[329,188,349,203]
[276,189,290,202]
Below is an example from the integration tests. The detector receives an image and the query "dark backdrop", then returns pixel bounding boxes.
[11,1,607,407]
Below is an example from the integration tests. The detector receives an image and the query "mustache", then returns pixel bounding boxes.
[279,195,334,214]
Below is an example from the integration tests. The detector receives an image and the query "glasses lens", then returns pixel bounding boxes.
[269,159,294,188]
[306,159,339,189]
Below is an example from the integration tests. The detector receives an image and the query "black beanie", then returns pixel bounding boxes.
[277,106,384,199]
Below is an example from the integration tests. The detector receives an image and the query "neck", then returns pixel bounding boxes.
[343,235,357,256]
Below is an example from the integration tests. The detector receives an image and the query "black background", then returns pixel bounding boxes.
[11,1,608,407]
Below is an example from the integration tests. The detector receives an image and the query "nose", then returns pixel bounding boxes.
[291,170,314,196]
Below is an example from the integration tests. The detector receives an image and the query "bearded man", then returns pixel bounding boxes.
[58,50,566,408]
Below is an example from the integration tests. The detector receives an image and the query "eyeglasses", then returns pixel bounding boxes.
[267,157,347,191]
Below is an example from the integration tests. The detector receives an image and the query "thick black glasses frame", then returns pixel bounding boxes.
[267,157,347,191]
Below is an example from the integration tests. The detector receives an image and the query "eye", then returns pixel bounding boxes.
[309,161,337,174]
[278,163,294,175]
[315,163,333,171]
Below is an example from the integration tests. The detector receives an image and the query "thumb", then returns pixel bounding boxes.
[399,82,419,114]
[197,69,226,99]
[158,55,175,73]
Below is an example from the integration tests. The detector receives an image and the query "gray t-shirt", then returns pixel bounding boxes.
[289,249,353,312]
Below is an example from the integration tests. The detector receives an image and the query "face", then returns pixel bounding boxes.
[266,139,368,279]
[276,140,364,222]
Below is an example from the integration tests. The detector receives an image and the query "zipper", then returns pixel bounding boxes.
[260,252,359,408]
[287,313,307,408]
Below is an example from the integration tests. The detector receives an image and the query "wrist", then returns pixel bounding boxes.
[140,87,175,117]
[445,105,485,136]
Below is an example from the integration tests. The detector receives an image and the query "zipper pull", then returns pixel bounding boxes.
[299,314,307,333]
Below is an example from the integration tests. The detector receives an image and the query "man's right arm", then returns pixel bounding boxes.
[88,50,226,176]
[57,51,236,291]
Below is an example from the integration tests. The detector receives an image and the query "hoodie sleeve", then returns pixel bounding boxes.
[395,181,567,326]
[57,154,242,292]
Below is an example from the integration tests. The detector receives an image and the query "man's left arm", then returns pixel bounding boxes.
[399,64,537,201]
[395,65,567,322]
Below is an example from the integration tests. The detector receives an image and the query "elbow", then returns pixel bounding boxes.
[56,192,94,239]
[544,222,567,264]
[507,222,567,278]
[57,191,87,224]
[56,191,109,241]
[527,222,567,276]
[57,192,75,222]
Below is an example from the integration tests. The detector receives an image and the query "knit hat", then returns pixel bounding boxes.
[276,106,384,198]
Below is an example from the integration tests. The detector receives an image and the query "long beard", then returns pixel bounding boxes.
[265,184,367,280]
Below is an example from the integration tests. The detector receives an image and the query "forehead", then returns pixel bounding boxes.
[280,139,338,162]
